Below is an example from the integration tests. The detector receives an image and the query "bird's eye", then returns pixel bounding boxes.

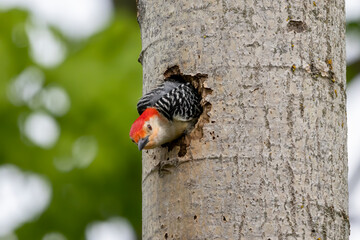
[147,124,152,131]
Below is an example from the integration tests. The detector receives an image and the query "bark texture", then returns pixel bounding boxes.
[138,0,349,239]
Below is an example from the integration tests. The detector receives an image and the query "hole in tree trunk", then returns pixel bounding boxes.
[162,65,212,157]
[287,20,307,33]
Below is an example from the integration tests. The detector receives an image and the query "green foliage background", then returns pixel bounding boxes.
[347,21,360,84]
[0,7,142,240]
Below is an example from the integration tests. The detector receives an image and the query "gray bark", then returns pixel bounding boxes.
[138,0,349,239]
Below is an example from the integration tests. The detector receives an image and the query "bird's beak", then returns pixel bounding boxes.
[138,136,149,151]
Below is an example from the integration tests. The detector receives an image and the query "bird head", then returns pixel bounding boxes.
[129,108,162,150]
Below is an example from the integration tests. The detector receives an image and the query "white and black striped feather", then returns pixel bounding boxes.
[137,79,202,121]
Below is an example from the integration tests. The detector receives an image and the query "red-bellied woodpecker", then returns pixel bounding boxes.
[129,78,202,150]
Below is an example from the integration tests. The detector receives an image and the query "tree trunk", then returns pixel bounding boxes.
[138,0,349,239]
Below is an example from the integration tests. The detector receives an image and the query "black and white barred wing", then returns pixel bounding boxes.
[136,80,202,121]
[154,82,202,121]
[136,80,182,115]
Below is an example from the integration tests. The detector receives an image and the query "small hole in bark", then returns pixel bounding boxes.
[164,233,168,239]
[163,65,212,157]
[223,216,227,222]
[178,143,187,157]
[287,20,307,33]
[194,215,197,220]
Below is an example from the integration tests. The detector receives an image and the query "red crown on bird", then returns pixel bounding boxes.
[129,108,159,143]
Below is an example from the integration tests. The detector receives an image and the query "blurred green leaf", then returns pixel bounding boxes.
[347,19,360,84]
[0,8,142,240]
